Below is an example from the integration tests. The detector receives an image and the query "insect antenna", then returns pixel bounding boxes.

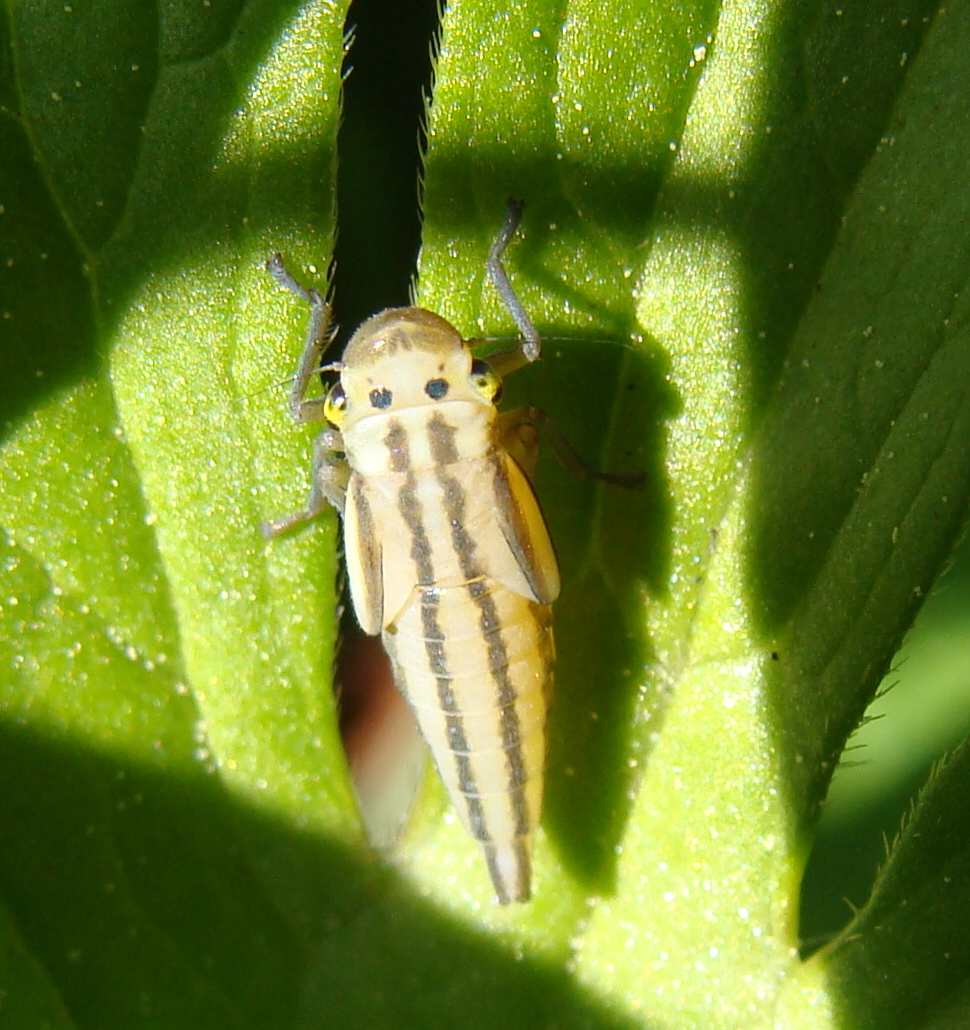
[476,333,646,349]
[240,361,345,403]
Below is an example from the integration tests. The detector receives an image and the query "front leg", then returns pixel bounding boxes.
[497,407,542,480]
[487,199,541,364]
[266,253,335,424]
[261,429,349,538]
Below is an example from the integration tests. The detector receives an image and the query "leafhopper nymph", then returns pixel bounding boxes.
[264,202,558,903]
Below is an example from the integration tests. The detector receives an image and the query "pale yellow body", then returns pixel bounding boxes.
[338,313,560,903]
[264,203,559,903]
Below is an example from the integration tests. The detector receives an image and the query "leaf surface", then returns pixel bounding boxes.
[2,0,969,1026]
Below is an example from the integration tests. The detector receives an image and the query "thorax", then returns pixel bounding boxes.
[342,402,495,478]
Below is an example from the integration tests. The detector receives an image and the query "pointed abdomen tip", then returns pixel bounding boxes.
[485,839,532,905]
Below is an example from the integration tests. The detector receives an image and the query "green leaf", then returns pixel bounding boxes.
[778,739,970,1029]
[412,0,970,1020]
[0,0,360,1016]
[2,0,969,1026]
[3,0,355,816]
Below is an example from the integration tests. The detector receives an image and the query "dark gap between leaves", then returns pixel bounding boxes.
[330,0,441,843]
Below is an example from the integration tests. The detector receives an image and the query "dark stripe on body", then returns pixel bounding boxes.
[428,413,531,838]
[484,839,531,905]
[384,420,410,474]
[385,419,487,839]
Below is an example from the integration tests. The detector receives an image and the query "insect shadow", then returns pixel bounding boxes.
[497,322,681,894]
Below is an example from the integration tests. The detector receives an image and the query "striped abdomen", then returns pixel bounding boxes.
[385,575,553,903]
[342,405,560,902]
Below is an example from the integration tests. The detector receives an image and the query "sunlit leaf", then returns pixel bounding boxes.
[1,0,968,1025]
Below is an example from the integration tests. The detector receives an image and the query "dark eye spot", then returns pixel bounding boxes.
[369,387,392,409]
[425,378,449,400]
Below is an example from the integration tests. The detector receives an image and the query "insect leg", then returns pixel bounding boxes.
[266,253,335,424]
[471,344,531,380]
[496,407,542,479]
[498,406,644,488]
[260,428,349,538]
[487,200,541,363]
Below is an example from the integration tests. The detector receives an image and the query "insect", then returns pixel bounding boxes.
[263,201,558,904]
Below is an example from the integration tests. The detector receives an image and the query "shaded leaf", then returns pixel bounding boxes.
[778,740,970,1028]
[1,0,968,1025]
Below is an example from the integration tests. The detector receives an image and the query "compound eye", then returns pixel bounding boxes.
[323,382,347,426]
[369,386,393,409]
[425,377,449,400]
[469,358,503,404]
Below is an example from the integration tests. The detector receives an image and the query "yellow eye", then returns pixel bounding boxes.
[470,358,503,404]
[324,382,347,426]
